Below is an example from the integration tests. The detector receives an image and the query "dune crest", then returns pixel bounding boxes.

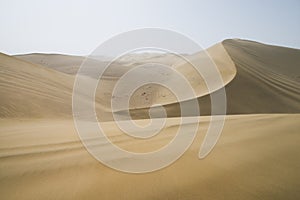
[222,39,300,114]
[1,39,300,199]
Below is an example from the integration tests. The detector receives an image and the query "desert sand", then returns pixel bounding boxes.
[1,39,300,199]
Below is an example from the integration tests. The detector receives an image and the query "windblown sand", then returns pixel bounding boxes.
[1,39,300,199]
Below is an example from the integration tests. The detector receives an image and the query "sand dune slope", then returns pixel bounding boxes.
[1,39,300,199]
[16,53,186,75]
[5,39,300,118]
[0,53,74,118]
[15,53,86,74]
[0,114,299,199]
[222,39,300,114]
[107,43,237,119]
[129,40,300,117]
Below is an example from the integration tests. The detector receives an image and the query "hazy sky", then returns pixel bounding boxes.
[1,0,300,55]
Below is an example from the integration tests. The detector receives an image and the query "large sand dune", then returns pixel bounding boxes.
[1,39,300,199]
[0,53,73,118]
[0,114,299,200]
[16,40,300,116]
[124,40,300,117]
[222,39,300,113]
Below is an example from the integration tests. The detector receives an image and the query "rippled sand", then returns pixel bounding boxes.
[1,39,300,199]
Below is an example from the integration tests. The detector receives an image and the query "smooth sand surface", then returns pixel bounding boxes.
[6,42,237,120]
[1,39,300,199]
[0,114,299,199]
[222,39,300,113]
[0,53,73,118]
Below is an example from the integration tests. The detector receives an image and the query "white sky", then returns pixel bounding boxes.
[0,0,300,55]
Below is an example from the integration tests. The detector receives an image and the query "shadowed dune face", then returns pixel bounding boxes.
[128,40,300,118]
[10,42,236,120]
[5,39,300,120]
[222,39,300,114]
[1,39,300,199]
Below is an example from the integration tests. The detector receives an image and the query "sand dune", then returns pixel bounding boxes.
[0,114,299,199]
[16,39,300,117]
[14,42,237,120]
[15,53,86,74]
[1,39,300,199]
[15,53,137,80]
[15,53,185,74]
[222,39,300,113]
[0,53,74,118]
[124,40,300,118]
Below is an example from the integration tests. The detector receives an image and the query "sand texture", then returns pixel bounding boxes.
[1,39,300,199]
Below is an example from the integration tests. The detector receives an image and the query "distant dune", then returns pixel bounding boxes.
[1,39,300,199]
[15,39,300,118]
[0,53,73,118]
